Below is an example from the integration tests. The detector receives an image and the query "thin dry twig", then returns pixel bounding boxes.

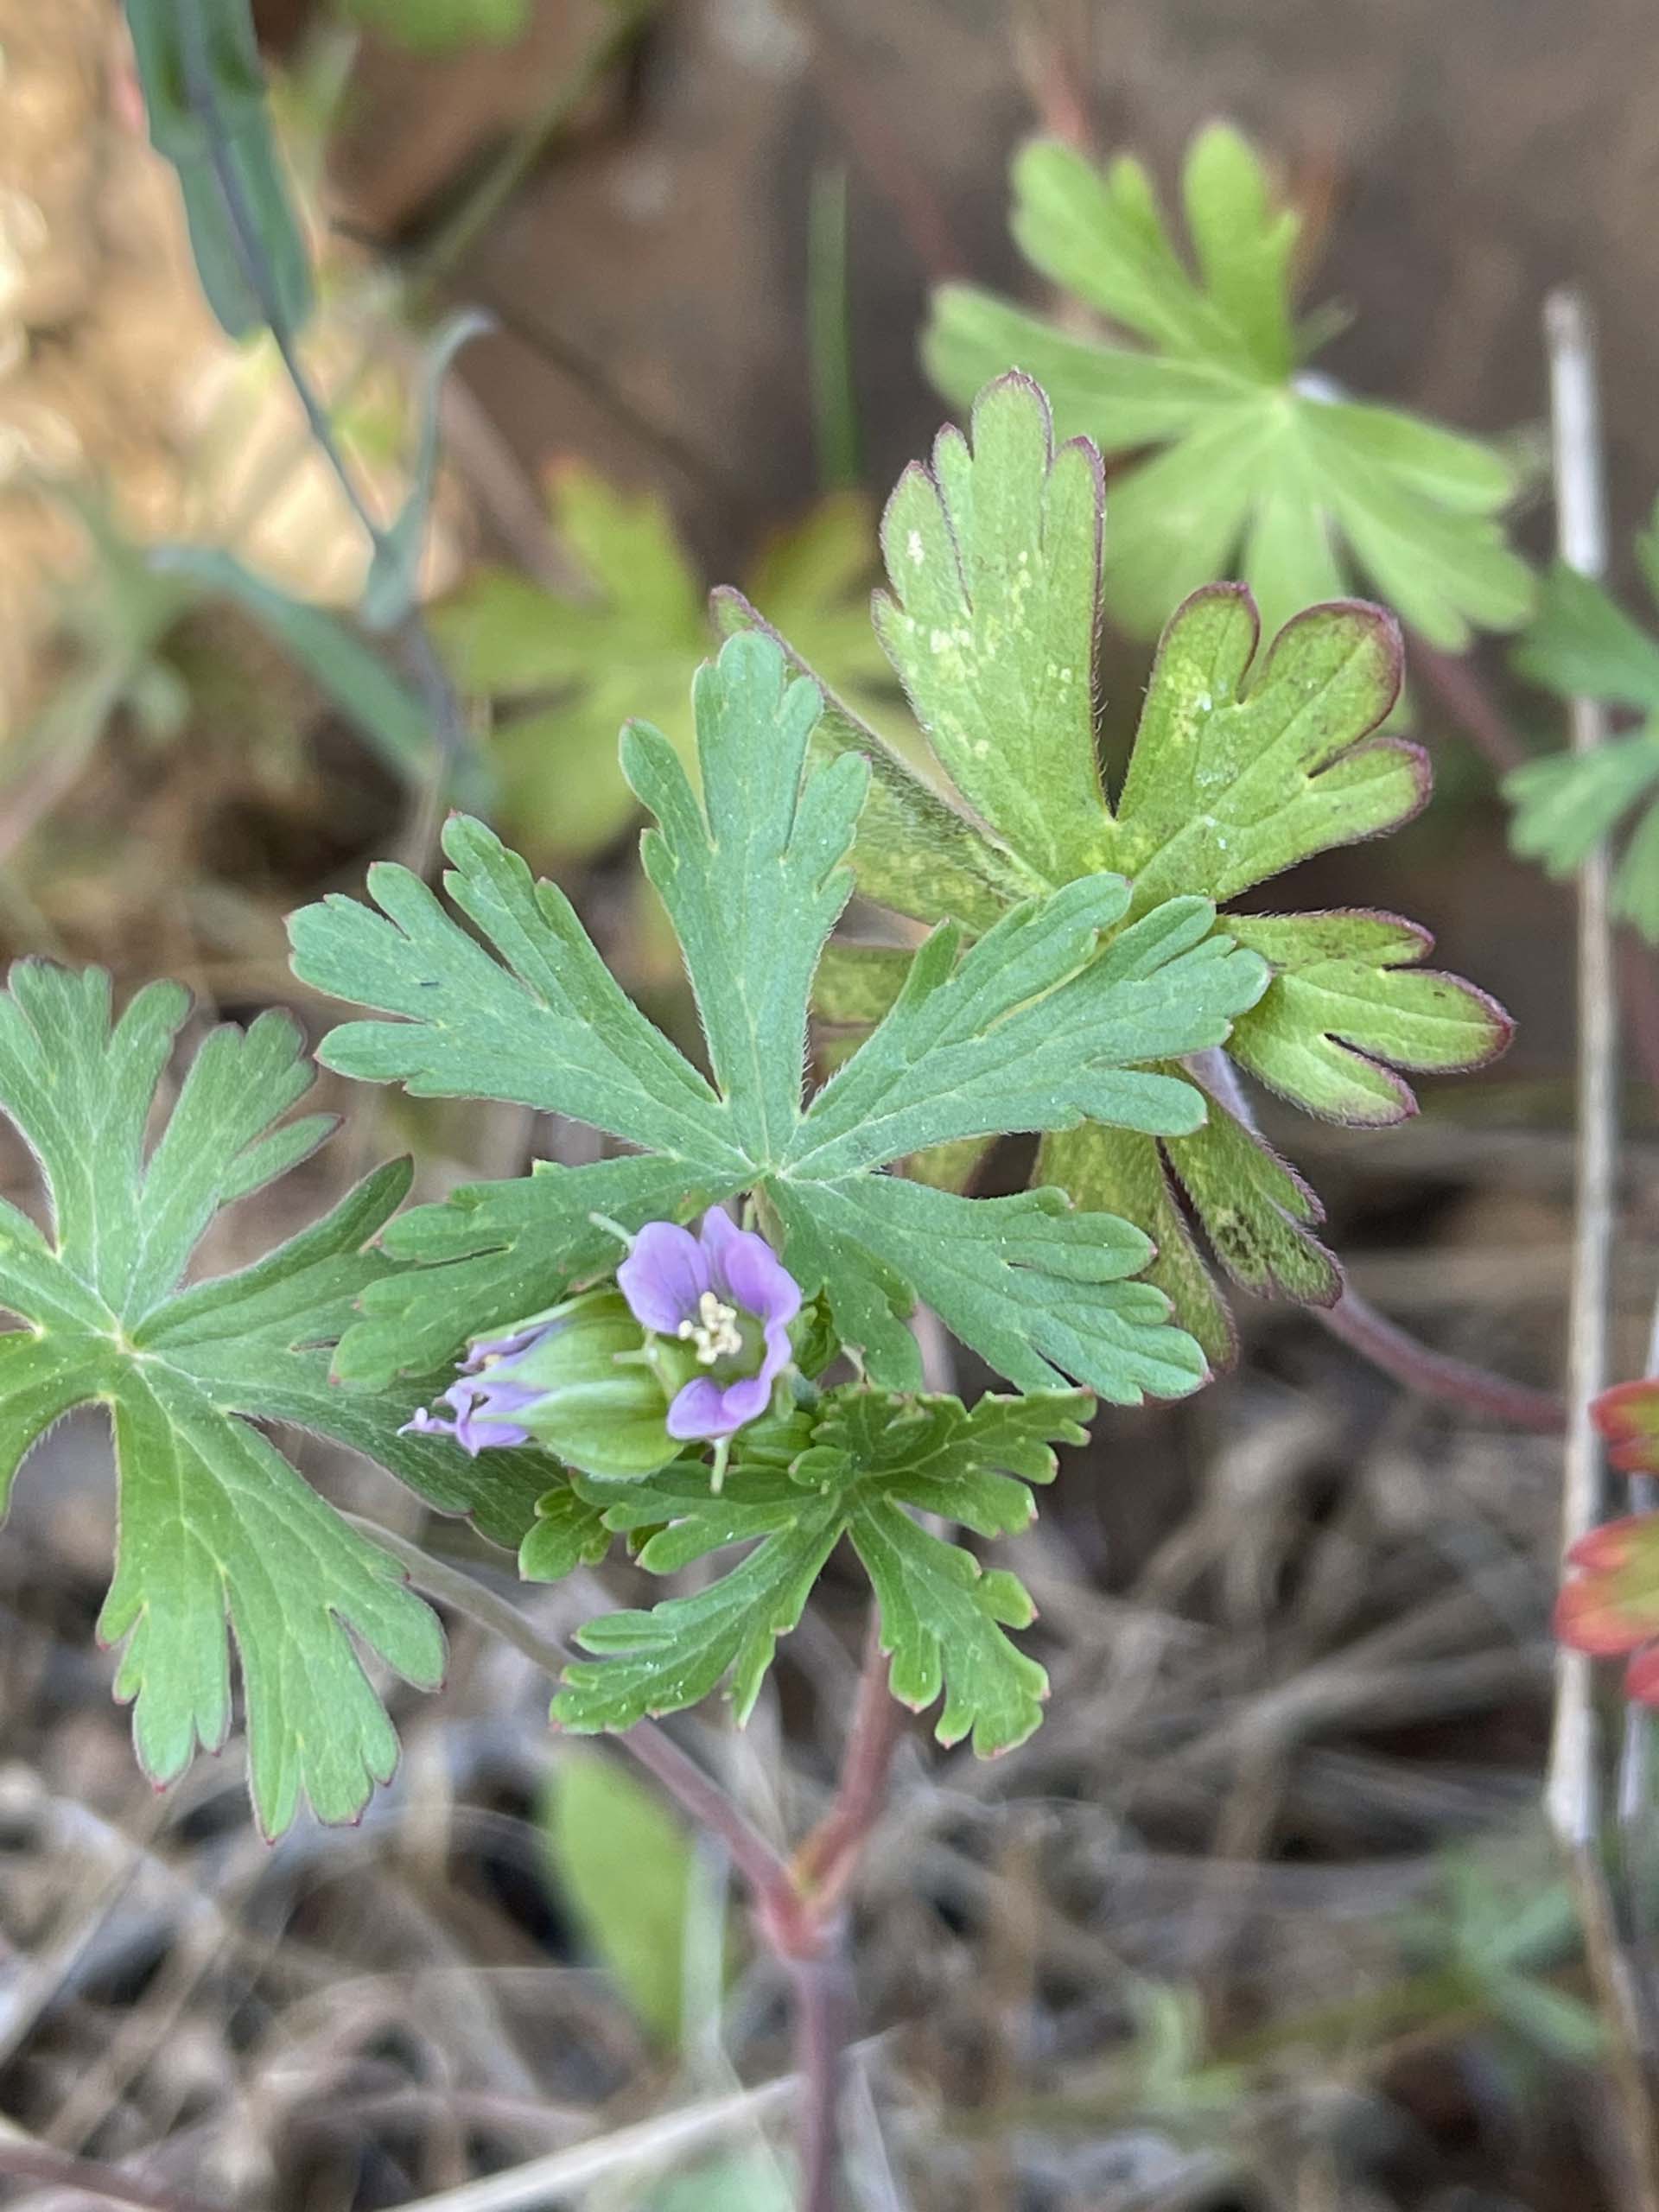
[1544,286,1618,1842]
[1538,285,1659,2212]
[312,2070,805,2212]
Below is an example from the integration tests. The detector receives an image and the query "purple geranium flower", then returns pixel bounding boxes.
[617,1206,802,1440]
[401,1322,548,1455]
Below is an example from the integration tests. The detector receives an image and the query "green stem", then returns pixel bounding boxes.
[174,0,469,776]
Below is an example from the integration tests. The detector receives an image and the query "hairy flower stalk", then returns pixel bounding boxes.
[403,1209,804,1478]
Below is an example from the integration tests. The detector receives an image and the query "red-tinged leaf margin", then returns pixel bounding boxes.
[1557,1505,1659,1707]
[1224,906,1517,1131]
[1594,1376,1659,1474]
[1124,582,1424,880]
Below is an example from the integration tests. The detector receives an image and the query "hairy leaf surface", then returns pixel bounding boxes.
[0,967,543,1834]
[746,376,1511,1361]
[291,631,1267,1402]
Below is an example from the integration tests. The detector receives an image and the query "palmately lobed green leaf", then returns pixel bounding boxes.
[712,584,1041,930]
[743,373,1513,1362]
[621,639,871,1164]
[1223,912,1514,1125]
[1513,560,1659,713]
[293,628,1240,1407]
[0,964,551,1834]
[550,1388,1088,1755]
[290,816,748,1173]
[786,885,1268,1178]
[556,1460,844,1732]
[922,125,1532,649]
[768,1179,1205,1402]
[1101,585,1419,908]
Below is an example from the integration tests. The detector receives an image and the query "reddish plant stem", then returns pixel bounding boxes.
[1320,1283,1565,1433]
[624,1716,801,1923]
[1412,637,1529,774]
[343,1516,800,1922]
[793,1626,905,1906]
[785,1948,857,2212]
[359,1519,905,2209]
[1192,1050,1566,1431]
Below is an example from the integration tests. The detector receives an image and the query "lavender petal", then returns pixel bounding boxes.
[618,1220,712,1333]
[701,1207,802,1326]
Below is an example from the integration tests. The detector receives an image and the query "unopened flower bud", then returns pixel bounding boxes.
[403,1288,686,1481]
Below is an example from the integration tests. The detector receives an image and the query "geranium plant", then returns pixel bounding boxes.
[9,12,1564,2208]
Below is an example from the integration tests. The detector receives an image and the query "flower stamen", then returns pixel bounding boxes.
[677,1288,743,1364]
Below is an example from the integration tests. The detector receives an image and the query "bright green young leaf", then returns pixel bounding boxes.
[434,471,902,863]
[126,0,314,344]
[550,1389,1089,1755]
[518,1476,613,1583]
[923,125,1532,648]
[290,629,1268,1404]
[542,1752,697,2046]
[1515,559,1659,711]
[1508,548,1659,944]
[555,1457,843,1732]
[0,964,546,1834]
[741,375,1510,1360]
